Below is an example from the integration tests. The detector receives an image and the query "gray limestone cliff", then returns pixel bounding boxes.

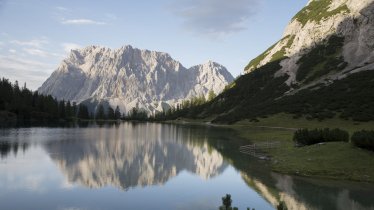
[38,45,233,114]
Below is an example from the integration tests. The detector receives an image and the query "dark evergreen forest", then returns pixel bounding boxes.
[0,77,93,121]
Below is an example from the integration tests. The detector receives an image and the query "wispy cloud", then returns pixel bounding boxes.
[61,18,106,25]
[52,6,72,18]
[0,55,55,89]
[0,37,61,89]
[23,48,61,58]
[169,0,259,37]
[62,43,82,53]
[8,37,61,58]
[10,38,48,48]
[56,6,69,12]
[0,56,53,75]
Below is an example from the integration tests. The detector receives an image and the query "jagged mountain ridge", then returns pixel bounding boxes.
[38,45,233,114]
[174,0,374,123]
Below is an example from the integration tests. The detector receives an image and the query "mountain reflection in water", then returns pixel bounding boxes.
[44,123,228,189]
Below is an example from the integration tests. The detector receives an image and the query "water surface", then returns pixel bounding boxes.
[0,122,373,210]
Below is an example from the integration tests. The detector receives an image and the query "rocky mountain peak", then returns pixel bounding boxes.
[244,0,374,89]
[38,45,233,114]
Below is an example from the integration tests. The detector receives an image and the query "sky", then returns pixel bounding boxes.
[0,0,308,90]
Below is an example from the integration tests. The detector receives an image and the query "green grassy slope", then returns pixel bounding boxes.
[231,115,374,182]
[293,0,350,26]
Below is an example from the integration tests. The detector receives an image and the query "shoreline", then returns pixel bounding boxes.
[1,115,373,183]
[166,115,374,183]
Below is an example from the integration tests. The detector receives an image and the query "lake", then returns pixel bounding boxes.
[0,122,373,210]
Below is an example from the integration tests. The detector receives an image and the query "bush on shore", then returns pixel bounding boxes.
[293,128,349,146]
[351,130,374,151]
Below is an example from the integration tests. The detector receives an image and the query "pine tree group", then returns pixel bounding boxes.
[0,77,92,121]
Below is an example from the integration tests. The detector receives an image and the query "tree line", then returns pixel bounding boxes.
[0,77,87,121]
[95,104,122,120]
[0,77,125,122]
[351,130,374,151]
[1,77,222,123]
[151,91,216,121]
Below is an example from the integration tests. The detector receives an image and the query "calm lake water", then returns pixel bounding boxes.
[0,122,373,210]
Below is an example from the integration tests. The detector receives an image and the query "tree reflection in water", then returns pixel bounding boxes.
[0,141,29,158]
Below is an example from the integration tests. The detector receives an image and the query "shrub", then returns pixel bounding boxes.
[351,130,374,151]
[220,194,232,210]
[293,128,349,146]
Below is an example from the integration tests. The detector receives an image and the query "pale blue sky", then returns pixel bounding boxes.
[0,0,308,90]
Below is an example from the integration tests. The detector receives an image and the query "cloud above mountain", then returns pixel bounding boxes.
[0,55,54,89]
[62,43,82,53]
[61,19,106,25]
[170,0,259,36]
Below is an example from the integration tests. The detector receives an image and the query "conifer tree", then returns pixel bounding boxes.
[107,106,115,120]
[114,106,121,120]
[96,104,106,120]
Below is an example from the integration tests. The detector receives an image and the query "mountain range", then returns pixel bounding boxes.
[38,45,233,114]
[38,0,374,123]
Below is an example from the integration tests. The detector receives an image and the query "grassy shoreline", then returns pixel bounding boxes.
[170,113,374,183]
